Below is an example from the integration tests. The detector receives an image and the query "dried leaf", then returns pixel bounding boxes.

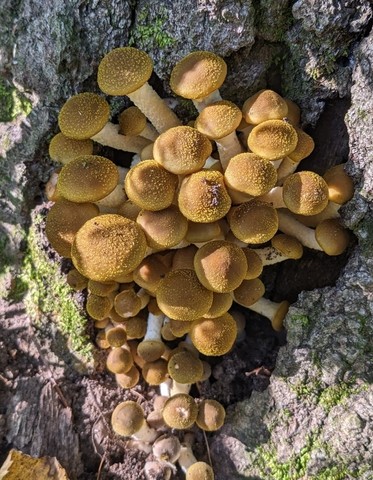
[0,449,69,480]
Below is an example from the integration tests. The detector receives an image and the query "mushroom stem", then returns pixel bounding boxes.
[192,89,222,112]
[277,210,322,251]
[170,381,192,396]
[143,313,165,342]
[258,186,285,208]
[276,156,298,185]
[128,82,182,133]
[217,132,244,171]
[294,201,341,228]
[91,122,151,153]
[178,433,198,473]
[246,297,289,331]
[141,123,159,141]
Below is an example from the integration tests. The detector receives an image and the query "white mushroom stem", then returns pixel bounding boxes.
[128,82,182,133]
[170,381,192,396]
[276,156,299,185]
[227,186,253,205]
[117,166,129,184]
[130,154,141,168]
[143,313,165,342]
[217,132,244,171]
[132,418,159,443]
[277,210,322,251]
[141,122,159,141]
[159,378,172,397]
[258,186,285,208]
[294,201,341,228]
[91,122,151,153]
[192,89,222,112]
[247,297,285,321]
[253,246,292,265]
[178,433,198,473]
[203,156,222,171]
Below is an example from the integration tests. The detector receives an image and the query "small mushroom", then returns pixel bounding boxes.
[143,461,172,480]
[253,234,303,265]
[167,350,204,395]
[49,132,93,164]
[196,399,226,432]
[152,434,182,463]
[119,105,158,141]
[162,393,198,430]
[190,314,237,356]
[115,365,140,389]
[186,462,215,480]
[248,119,298,161]
[242,89,288,125]
[111,401,158,443]
[106,346,133,374]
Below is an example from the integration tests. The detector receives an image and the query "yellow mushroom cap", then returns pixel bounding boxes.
[185,221,222,244]
[117,199,142,221]
[224,152,278,197]
[115,366,141,389]
[88,279,119,296]
[284,98,301,126]
[186,462,214,480]
[233,278,265,307]
[168,319,194,337]
[194,240,248,293]
[57,155,119,203]
[119,106,147,136]
[45,199,99,258]
[86,293,113,320]
[66,268,88,291]
[97,47,153,96]
[125,159,178,211]
[157,269,213,321]
[196,399,226,431]
[283,171,329,216]
[106,326,128,347]
[271,234,303,259]
[142,358,169,385]
[106,347,133,374]
[242,89,288,125]
[114,289,142,318]
[71,214,147,282]
[203,292,233,318]
[153,126,212,175]
[178,170,232,223]
[133,253,172,294]
[287,128,315,163]
[136,205,189,250]
[194,100,242,139]
[167,350,204,384]
[111,401,145,436]
[122,316,147,339]
[172,245,198,270]
[170,51,227,100]
[315,218,350,255]
[49,133,94,164]
[190,314,237,356]
[58,93,110,140]
[248,119,298,161]
[229,200,278,244]
[323,164,354,204]
[242,248,263,279]
[162,394,198,429]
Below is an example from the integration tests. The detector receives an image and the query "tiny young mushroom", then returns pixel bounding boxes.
[58,92,151,153]
[115,365,141,389]
[167,350,204,395]
[111,401,158,443]
[194,100,243,170]
[105,324,128,347]
[119,105,158,141]
[152,433,182,464]
[242,89,289,125]
[196,398,226,432]
[106,346,134,374]
[86,293,113,321]
[170,50,227,112]
[252,234,303,265]
[161,393,199,430]
[98,47,181,133]
[142,358,169,386]
[189,313,237,356]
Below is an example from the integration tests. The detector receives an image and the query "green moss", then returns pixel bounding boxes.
[0,78,32,122]
[17,211,92,359]
[318,380,366,413]
[290,314,310,327]
[129,7,175,50]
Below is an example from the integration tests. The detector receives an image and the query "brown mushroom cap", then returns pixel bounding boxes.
[88,279,119,296]
[228,200,278,244]
[106,326,128,347]
[167,351,204,384]
[196,399,226,431]
[86,293,113,320]
[57,155,119,203]
[242,89,288,125]
[106,347,133,374]
[287,128,315,163]
[71,214,147,282]
[58,93,110,140]
[242,248,263,279]
[45,199,99,258]
[133,253,172,294]
[233,278,265,307]
[193,240,248,293]
[186,462,214,480]
[115,365,141,389]
[98,47,153,96]
[224,153,277,197]
[49,133,94,164]
[142,358,169,385]
[119,106,147,136]
[117,199,142,221]
[190,313,237,356]
[271,234,303,260]
[169,319,194,337]
[172,245,198,270]
[137,205,189,250]
[111,401,145,436]
[114,289,142,318]
[284,98,301,126]
[203,292,233,318]
[178,170,232,223]
[153,126,212,175]
[323,164,354,204]
[315,218,350,255]
[185,221,222,244]
[194,100,242,139]
[248,119,298,161]
[170,51,227,100]
[156,269,213,321]
[283,171,329,216]
[66,268,88,291]
[122,316,147,339]
[125,160,178,211]
[162,393,198,429]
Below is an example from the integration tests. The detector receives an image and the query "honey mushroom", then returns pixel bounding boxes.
[194,100,244,170]
[58,92,151,153]
[137,312,167,362]
[170,50,227,112]
[189,313,237,356]
[242,89,289,125]
[252,234,303,265]
[119,105,158,141]
[167,350,204,395]
[185,221,224,246]
[196,399,226,431]
[111,401,159,443]
[49,132,93,165]
[186,462,215,480]
[161,393,199,430]
[98,47,181,133]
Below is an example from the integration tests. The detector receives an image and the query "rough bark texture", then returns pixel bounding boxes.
[0,1,372,479]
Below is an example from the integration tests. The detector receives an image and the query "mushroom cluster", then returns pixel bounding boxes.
[45,47,354,478]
